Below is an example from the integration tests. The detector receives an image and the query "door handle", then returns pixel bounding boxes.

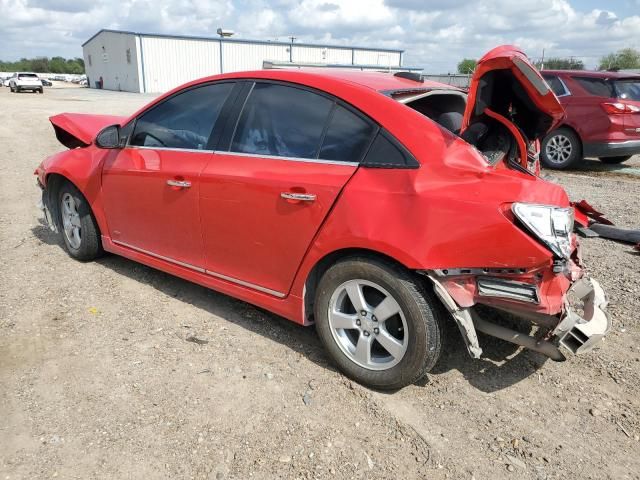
[166,179,191,188]
[280,192,316,202]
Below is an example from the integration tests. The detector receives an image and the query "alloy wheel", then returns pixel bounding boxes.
[61,193,82,249]
[328,279,409,370]
[545,134,573,165]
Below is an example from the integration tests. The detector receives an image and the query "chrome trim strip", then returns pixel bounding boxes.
[125,146,214,154]
[112,240,206,272]
[204,269,286,298]
[111,240,286,298]
[213,150,359,166]
[122,145,358,166]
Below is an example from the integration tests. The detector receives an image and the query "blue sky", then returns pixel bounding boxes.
[0,0,638,72]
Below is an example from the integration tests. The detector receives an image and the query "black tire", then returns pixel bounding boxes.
[540,128,582,169]
[57,181,103,261]
[9,84,14,92]
[599,155,631,164]
[314,257,443,390]
[38,88,43,94]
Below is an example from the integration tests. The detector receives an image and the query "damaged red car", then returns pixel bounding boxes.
[36,46,610,389]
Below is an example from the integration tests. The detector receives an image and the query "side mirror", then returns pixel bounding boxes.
[95,124,121,149]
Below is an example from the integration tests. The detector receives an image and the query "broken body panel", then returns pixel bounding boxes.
[36,46,609,364]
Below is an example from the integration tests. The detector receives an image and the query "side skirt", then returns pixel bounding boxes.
[101,236,305,325]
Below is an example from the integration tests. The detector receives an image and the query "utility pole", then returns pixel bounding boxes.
[289,36,296,63]
[541,48,545,70]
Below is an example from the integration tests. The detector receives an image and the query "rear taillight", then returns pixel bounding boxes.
[601,102,640,114]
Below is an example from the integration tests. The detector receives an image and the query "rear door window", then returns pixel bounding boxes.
[230,83,333,159]
[130,82,233,150]
[319,105,376,162]
[573,77,615,98]
[362,130,418,168]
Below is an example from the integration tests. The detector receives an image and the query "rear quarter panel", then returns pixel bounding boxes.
[289,130,569,299]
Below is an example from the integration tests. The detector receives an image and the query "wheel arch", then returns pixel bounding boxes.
[302,247,422,324]
[44,171,105,239]
[43,172,74,232]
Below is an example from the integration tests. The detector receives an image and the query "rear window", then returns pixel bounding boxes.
[573,77,615,98]
[18,73,38,78]
[614,79,640,101]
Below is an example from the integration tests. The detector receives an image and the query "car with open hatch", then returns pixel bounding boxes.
[35,45,610,389]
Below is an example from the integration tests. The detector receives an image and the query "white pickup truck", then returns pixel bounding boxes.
[9,72,43,93]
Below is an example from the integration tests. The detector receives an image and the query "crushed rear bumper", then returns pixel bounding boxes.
[554,277,610,354]
[427,271,611,361]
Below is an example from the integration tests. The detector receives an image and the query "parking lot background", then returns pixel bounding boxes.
[1,85,639,479]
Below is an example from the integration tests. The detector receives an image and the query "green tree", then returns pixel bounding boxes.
[0,56,85,74]
[538,57,584,70]
[457,58,477,74]
[599,48,640,70]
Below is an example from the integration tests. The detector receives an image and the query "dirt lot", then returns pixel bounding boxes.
[1,85,639,480]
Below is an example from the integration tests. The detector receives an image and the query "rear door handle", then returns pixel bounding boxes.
[167,179,191,188]
[280,192,316,202]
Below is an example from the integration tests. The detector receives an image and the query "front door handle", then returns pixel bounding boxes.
[280,192,316,202]
[167,179,191,188]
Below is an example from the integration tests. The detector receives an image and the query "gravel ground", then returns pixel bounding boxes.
[1,86,639,480]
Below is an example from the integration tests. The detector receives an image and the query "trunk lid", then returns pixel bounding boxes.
[462,45,564,172]
[49,113,126,149]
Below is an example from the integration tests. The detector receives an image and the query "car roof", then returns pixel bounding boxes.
[292,68,460,92]
[543,69,640,80]
[193,68,460,94]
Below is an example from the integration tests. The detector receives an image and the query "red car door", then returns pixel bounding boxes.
[199,82,376,297]
[101,82,235,268]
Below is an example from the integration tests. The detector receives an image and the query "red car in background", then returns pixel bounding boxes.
[36,46,610,389]
[541,70,640,169]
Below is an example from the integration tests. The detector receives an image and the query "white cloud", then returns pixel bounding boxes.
[0,0,638,72]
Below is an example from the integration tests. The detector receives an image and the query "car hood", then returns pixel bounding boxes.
[462,45,564,142]
[49,113,126,149]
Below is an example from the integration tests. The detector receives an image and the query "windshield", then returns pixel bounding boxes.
[614,80,640,101]
[18,73,38,79]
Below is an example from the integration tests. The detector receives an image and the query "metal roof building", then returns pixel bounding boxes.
[82,29,413,93]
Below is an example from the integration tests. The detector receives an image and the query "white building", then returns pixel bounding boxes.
[82,29,413,94]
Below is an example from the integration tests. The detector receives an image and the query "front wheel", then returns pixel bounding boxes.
[541,128,582,169]
[599,156,631,164]
[314,257,442,390]
[57,182,103,261]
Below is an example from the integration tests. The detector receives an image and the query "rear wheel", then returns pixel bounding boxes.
[541,128,582,169]
[314,257,442,390]
[57,182,103,261]
[599,156,631,164]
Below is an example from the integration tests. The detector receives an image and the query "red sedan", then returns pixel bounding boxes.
[36,46,609,389]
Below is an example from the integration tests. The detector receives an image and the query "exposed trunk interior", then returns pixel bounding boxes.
[402,90,466,135]
[401,90,518,166]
